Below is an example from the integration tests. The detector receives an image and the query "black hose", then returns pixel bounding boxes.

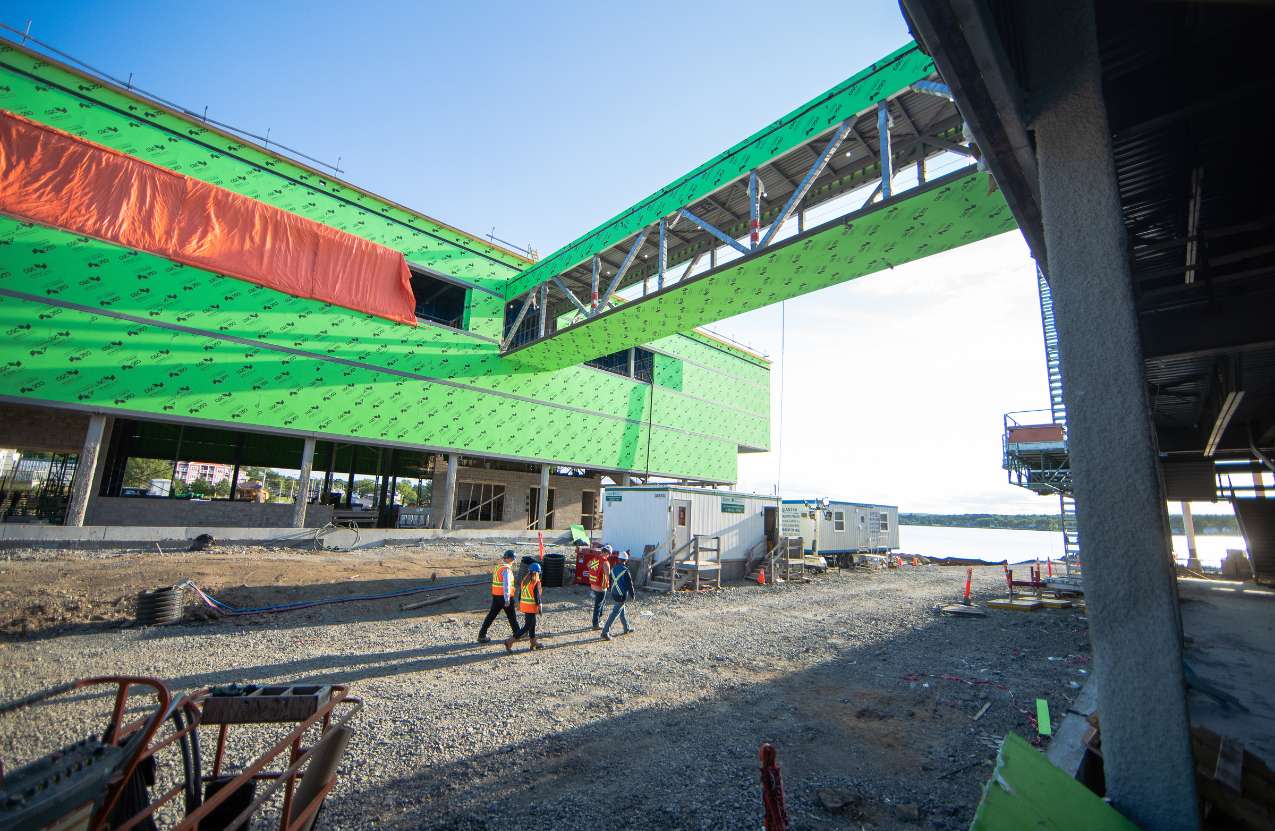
[136,586,183,626]
[169,707,202,812]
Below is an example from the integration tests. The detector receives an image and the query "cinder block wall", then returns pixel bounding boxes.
[431,467,601,531]
[85,497,333,528]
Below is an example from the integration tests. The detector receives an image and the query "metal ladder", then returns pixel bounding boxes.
[1038,268,1081,578]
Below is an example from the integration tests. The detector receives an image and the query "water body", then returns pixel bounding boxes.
[899,524,1246,569]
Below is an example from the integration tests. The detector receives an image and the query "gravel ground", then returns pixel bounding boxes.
[0,558,1091,830]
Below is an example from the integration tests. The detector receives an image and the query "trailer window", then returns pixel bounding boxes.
[879,513,890,531]
[833,511,845,531]
[677,506,688,526]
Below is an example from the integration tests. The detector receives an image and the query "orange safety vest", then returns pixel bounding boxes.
[519,575,542,614]
[491,563,513,597]
[587,555,610,591]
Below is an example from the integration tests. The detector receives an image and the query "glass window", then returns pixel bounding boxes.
[834,512,845,531]
[879,512,890,531]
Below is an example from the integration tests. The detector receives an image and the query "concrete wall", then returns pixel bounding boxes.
[0,524,579,549]
[0,402,92,453]
[85,497,334,528]
[431,467,601,532]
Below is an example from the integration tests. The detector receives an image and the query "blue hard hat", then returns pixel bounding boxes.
[528,562,542,574]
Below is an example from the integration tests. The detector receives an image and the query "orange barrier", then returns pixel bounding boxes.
[0,110,416,325]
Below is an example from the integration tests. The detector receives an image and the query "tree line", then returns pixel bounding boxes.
[901,512,1240,534]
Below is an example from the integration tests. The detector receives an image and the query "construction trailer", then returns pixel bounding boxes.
[779,498,898,563]
[600,486,775,581]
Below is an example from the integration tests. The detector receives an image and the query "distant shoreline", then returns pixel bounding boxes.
[901,513,1239,535]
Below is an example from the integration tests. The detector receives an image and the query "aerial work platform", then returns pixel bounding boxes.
[499,41,1018,369]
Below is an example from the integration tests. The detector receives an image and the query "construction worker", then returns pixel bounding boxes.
[600,550,635,641]
[504,561,544,652]
[588,544,613,629]
[477,549,518,643]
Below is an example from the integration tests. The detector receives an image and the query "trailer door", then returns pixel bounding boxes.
[673,499,692,551]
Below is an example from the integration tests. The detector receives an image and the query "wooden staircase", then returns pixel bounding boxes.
[647,535,723,592]
[745,537,805,584]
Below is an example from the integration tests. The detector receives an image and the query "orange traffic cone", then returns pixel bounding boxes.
[757,568,766,586]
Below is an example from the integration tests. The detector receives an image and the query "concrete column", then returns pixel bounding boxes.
[619,473,631,486]
[292,437,316,528]
[64,414,107,527]
[437,453,458,530]
[537,463,550,530]
[1027,4,1197,827]
[1181,502,1200,571]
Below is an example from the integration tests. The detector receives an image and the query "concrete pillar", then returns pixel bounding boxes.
[292,437,316,528]
[437,453,458,530]
[64,414,107,527]
[537,464,550,530]
[619,473,631,486]
[1027,3,1197,827]
[1181,502,1201,571]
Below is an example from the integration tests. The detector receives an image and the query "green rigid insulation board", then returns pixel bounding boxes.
[0,218,770,456]
[508,41,935,297]
[507,169,1018,370]
[0,291,742,482]
[971,733,1139,831]
[0,42,524,292]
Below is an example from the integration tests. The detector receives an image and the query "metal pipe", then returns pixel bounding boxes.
[748,171,761,249]
[657,219,667,290]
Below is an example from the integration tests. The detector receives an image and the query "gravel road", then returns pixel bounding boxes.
[0,560,1090,830]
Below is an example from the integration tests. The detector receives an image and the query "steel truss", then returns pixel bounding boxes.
[501,77,970,352]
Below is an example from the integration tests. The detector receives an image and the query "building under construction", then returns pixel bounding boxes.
[0,38,771,532]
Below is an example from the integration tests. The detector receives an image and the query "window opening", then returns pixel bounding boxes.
[455,482,505,522]
[410,268,467,329]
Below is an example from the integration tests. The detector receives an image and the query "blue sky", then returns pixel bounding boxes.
[6,1,1082,513]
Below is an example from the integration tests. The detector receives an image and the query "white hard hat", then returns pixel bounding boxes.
[618,550,629,561]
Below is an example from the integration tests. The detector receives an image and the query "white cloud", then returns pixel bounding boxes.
[714,231,1061,514]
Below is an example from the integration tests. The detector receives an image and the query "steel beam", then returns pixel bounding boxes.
[596,226,651,313]
[760,119,853,248]
[678,208,749,256]
[877,101,894,200]
[551,275,591,317]
[910,80,954,101]
[501,289,536,350]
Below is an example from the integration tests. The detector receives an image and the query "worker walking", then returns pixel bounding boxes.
[504,561,544,652]
[600,550,635,641]
[477,549,518,643]
[588,544,614,629]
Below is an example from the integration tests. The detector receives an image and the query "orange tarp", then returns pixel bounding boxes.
[0,109,417,325]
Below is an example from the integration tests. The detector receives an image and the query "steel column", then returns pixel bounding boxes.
[748,170,761,249]
[877,100,893,199]
[590,256,600,310]
[657,219,668,290]
[536,283,548,337]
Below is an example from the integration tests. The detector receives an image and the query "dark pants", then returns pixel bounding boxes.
[513,612,537,640]
[479,595,517,638]
[591,590,607,628]
[603,600,629,635]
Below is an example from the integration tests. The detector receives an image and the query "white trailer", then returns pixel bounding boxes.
[780,498,899,561]
[601,486,775,580]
